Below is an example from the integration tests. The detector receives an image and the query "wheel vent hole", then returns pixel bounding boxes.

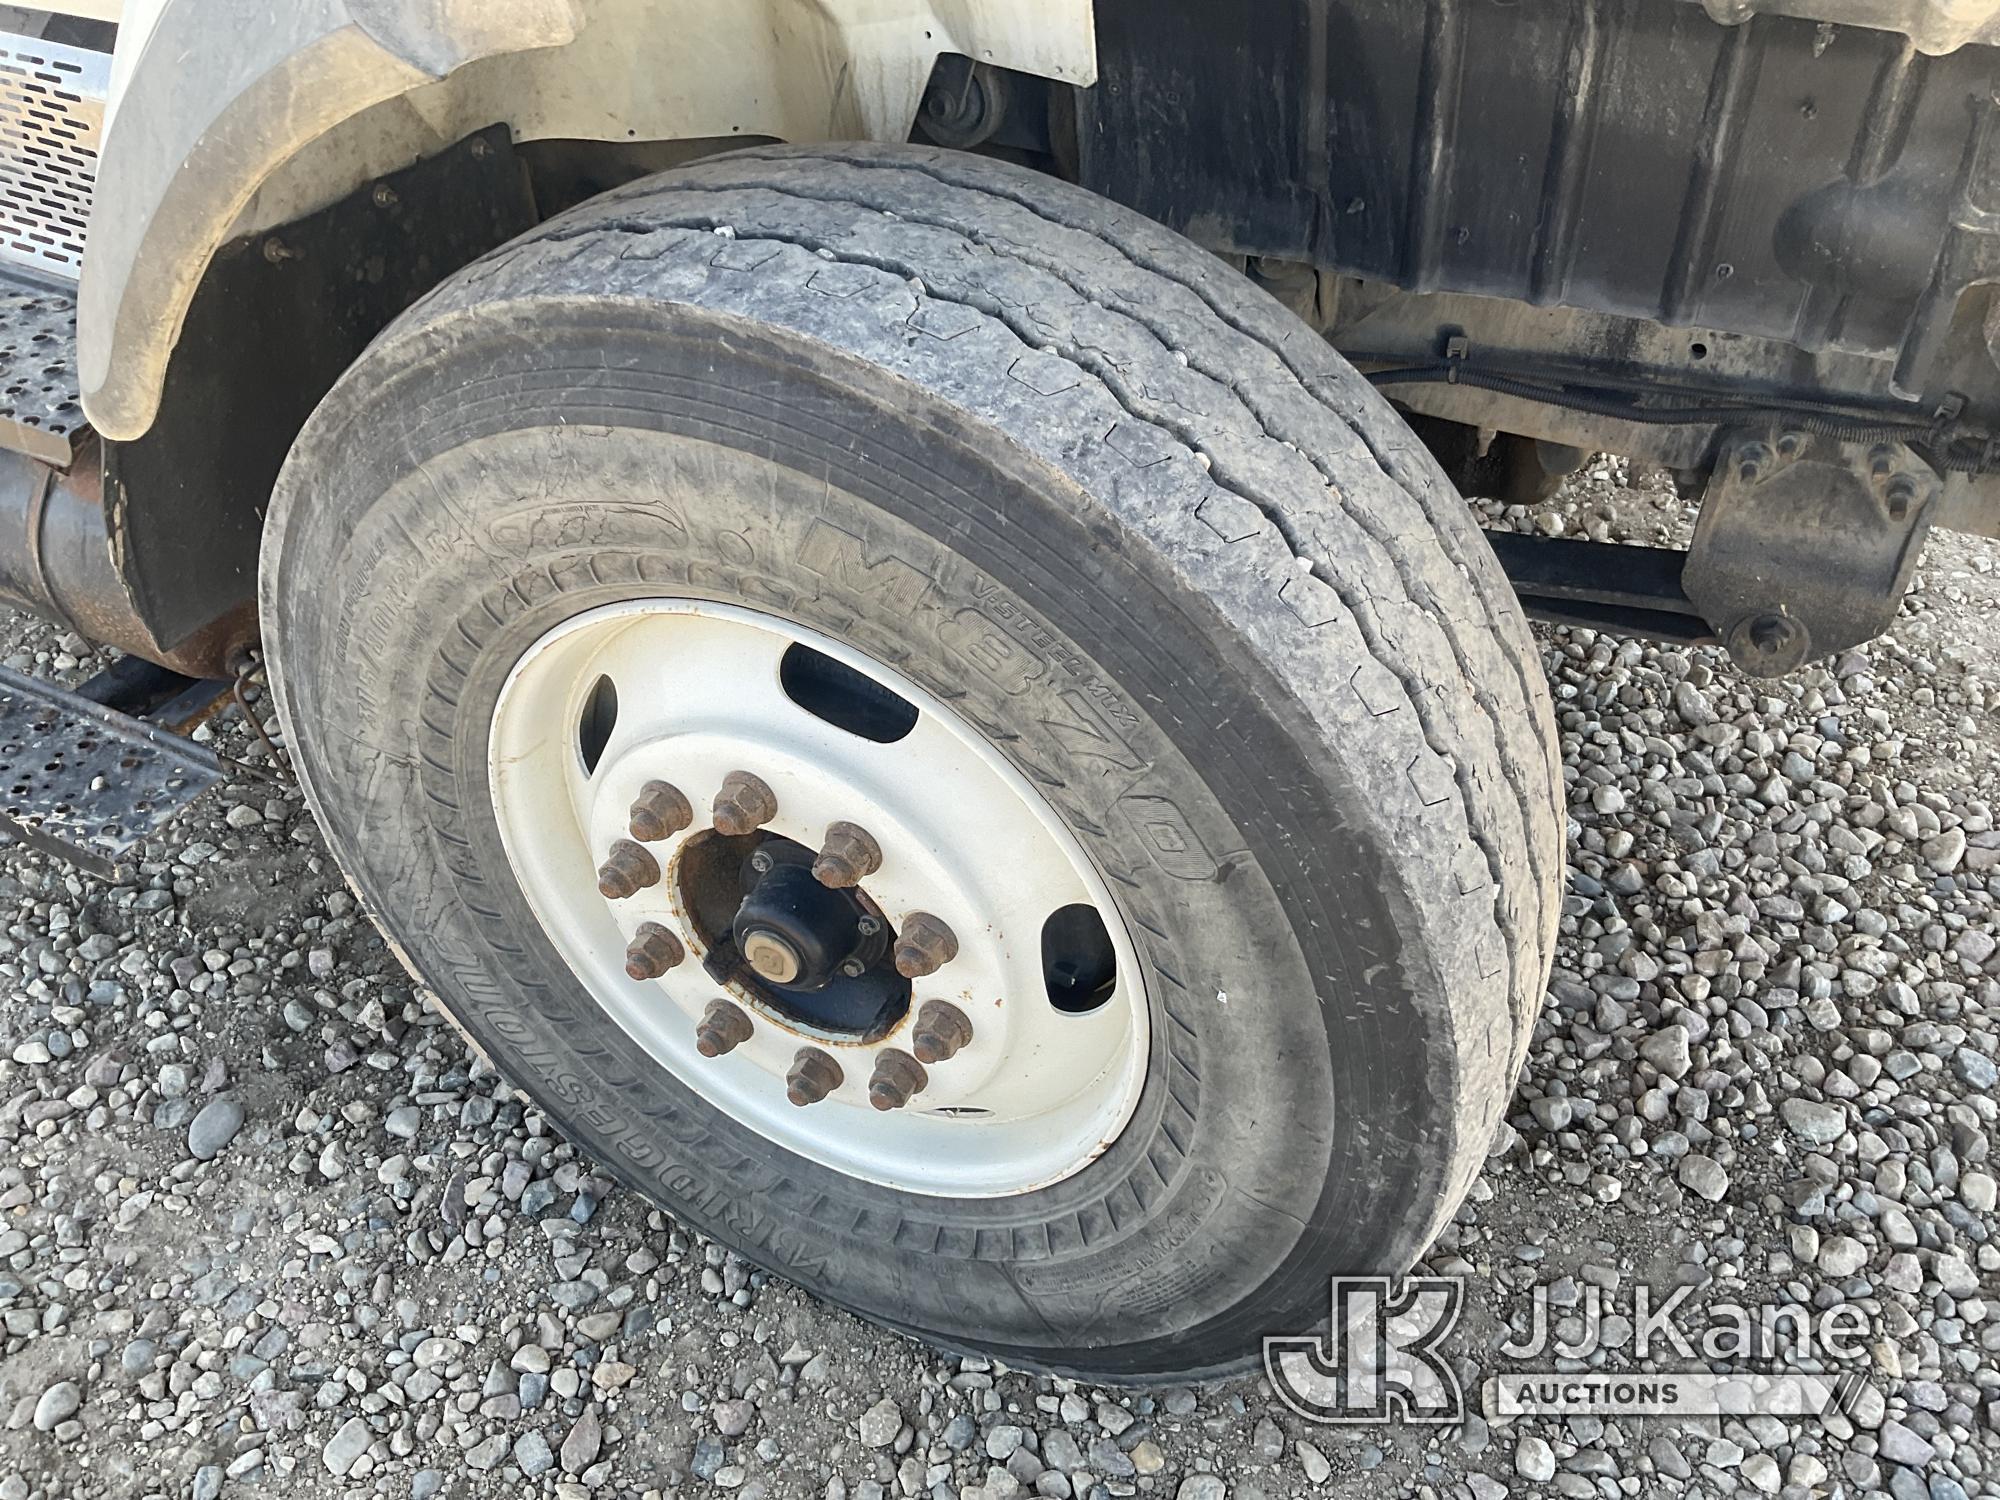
[779,643,918,744]
[578,674,618,774]
[1042,903,1117,1014]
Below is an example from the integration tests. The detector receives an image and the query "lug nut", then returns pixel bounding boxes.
[868,1048,928,1111]
[812,821,883,888]
[712,771,778,836]
[694,999,754,1057]
[624,922,685,980]
[893,912,959,979]
[628,780,693,842]
[597,839,661,900]
[911,999,974,1064]
[786,1047,844,1106]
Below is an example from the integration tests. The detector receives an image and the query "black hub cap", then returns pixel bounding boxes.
[675,830,909,1040]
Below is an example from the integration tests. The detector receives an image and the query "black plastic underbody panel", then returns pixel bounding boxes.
[1076,1,1996,372]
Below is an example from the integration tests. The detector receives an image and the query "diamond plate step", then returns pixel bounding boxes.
[0,664,225,880]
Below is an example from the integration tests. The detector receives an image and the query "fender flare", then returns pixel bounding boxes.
[79,0,1097,441]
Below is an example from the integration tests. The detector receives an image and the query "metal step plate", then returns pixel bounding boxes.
[0,664,225,880]
[0,280,82,465]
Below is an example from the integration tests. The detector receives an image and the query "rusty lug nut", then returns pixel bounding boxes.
[623,922,686,980]
[628,780,694,842]
[911,999,974,1065]
[694,998,754,1058]
[812,821,883,888]
[868,1048,929,1111]
[893,912,960,979]
[712,771,778,836]
[786,1047,844,1106]
[596,839,661,900]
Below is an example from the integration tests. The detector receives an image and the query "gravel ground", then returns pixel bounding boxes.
[0,464,1996,1500]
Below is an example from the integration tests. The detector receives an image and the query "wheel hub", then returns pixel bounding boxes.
[486,599,1148,1198]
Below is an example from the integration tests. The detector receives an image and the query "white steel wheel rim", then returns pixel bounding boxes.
[487,599,1150,1198]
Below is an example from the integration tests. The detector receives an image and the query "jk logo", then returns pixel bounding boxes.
[1265,1277,1466,1424]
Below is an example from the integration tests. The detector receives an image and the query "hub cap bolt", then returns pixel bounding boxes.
[628,780,693,842]
[868,1048,928,1111]
[695,998,754,1057]
[786,1047,844,1106]
[893,913,959,978]
[624,922,685,980]
[597,840,661,900]
[712,771,778,836]
[812,821,883,888]
[911,999,974,1064]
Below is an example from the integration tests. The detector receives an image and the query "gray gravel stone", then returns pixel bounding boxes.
[321,1416,371,1476]
[31,1381,78,1432]
[1638,1024,1692,1078]
[1779,1096,1846,1144]
[186,1094,244,1160]
[514,1429,554,1477]
[1516,1435,1556,1482]
[1677,1153,1730,1201]
[857,1397,901,1447]
[1877,1420,1938,1467]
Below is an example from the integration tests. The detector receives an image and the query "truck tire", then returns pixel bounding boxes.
[262,143,1562,1381]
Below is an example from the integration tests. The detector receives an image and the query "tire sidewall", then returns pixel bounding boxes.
[268,299,1468,1378]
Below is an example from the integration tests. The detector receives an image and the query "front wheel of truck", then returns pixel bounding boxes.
[261,143,1562,1381]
